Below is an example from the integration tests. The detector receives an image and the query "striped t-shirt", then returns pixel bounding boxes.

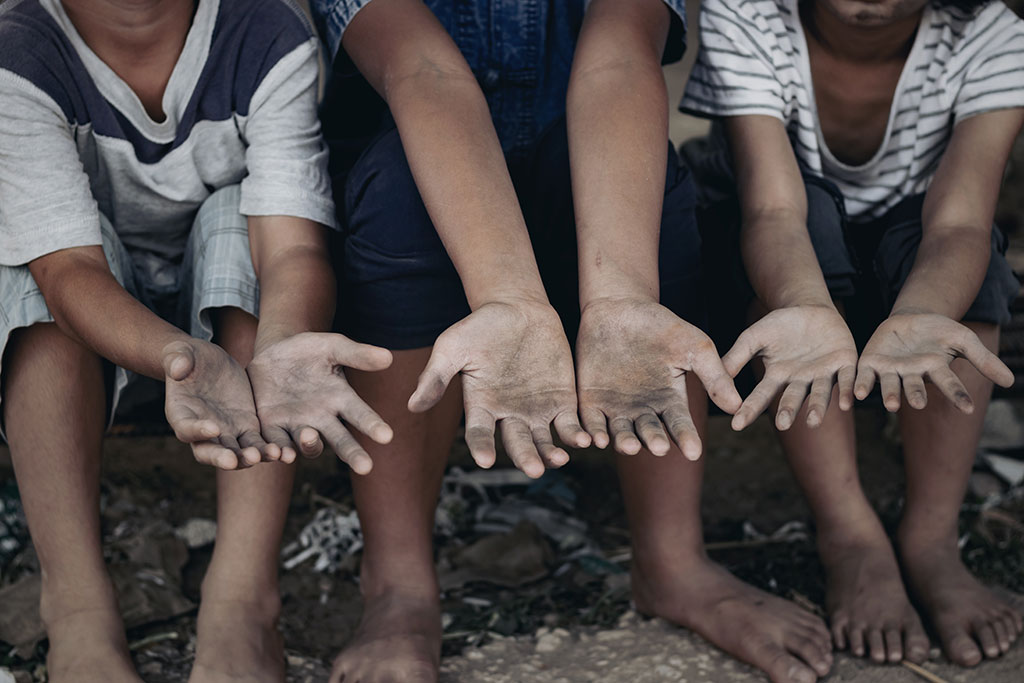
[681,0,1024,220]
[0,0,337,267]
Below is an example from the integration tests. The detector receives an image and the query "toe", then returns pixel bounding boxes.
[763,645,819,683]
[904,624,930,664]
[943,630,983,667]
[992,616,1011,653]
[867,628,886,664]
[884,626,903,662]
[849,624,866,658]
[974,621,1001,659]
[786,633,832,677]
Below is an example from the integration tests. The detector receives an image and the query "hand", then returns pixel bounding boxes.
[163,340,271,470]
[855,312,1014,413]
[247,333,394,474]
[723,306,858,431]
[408,299,590,478]
[575,298,741,460]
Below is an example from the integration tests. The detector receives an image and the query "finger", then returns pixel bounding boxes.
[854,364,877,401]
[407,344,461,413]
[721,324,763,378]
[336,393,393,445]
[926,365,975,414]
[902,373,928,410]
[216,434,252,468]
[879,373,902,412]
[633,412,671,456]
[731,375,783,431]
[464,406,497,469]
[805,377,834,428]
[500,418,545,479]
[168,415,221,443]
[580,406,609,449]
[325,335,394,372]
[238,429,272,464]
[553,410,591,449]
[263,425,297,464]
[191,441,238,470]
[161,341,196,381]
[532,425,569,468]
[775,380,810,431]
[837,365,856,411]
[293,425,324,458]
[320,421,373,475]
[956,331,1015,388]
[661,405,702,461]
[688,345,742,414]
[609,416,642,456]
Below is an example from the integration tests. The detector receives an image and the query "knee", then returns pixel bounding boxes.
[3,322,92,388]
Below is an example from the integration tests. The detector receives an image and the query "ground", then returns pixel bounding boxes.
[2,401,1024,683]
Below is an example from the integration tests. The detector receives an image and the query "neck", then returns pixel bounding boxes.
[802,1,922,62]
[60,0,195,61]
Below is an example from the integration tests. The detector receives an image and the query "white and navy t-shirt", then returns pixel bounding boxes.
[682,0,1024,220]
[0,0,337,267]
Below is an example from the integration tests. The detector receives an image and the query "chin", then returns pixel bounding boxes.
[817,0,929,26]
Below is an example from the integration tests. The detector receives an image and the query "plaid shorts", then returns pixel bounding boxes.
[0,185,259,439]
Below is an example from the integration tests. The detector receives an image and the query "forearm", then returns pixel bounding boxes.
[385,70,547,308]
[252,243,337,354]
[30,253,190,379]
[741,209,835,310]
[891,226,990,319]
[568,51,666,309]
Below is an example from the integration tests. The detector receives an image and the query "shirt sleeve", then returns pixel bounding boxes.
[680,0,786,121]
[0,72,102,266]
[239,38,339,230]
[309,0,376,62]
[952,5,1024,125]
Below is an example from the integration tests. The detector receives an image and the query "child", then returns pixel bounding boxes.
[0,1,392,681]
[312,0,834,681]
[683,0,1024,675]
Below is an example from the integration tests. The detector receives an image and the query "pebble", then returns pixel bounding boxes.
[535,632,565,653]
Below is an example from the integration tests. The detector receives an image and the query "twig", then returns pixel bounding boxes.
[900,661,951,683]
[128,631,179,651]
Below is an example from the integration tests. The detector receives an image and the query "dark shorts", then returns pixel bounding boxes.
[333,118,704,349]
[698,168,1021,351]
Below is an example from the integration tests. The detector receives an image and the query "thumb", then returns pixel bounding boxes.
[721,324,763,378]
[162,341,196,382]
[408,344,462,413]
[690,349,743,415]
[327,335,394,372]
[958,331,1015,389]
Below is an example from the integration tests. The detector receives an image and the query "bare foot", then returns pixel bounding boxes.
[901,544,1023,666]
[45,607,142,683]
[633,557,833,683]
[820,529,929,663]
[189,599,285,683]
[329,590,441,683]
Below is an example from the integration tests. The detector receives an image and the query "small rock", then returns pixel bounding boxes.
[595,628,632,642]
[174,518,217,548]
[466,649,486,661]
[535,632,564,653]
[139,661,162,677]
[653,664,683,679]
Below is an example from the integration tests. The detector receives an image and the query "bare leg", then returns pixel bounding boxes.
[626,375,834,683]
[190,309,293,683]
[773,386,928,664]
[329,348,463,683]
[897,323,1023,666]
[3,323,142,683]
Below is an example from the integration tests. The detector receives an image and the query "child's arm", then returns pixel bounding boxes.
[567,0,740,459]
[244,216,394,473]
[720,115,859,431]
[28,246,270,469]
[854,109,1024,411]
[336,0,590,477]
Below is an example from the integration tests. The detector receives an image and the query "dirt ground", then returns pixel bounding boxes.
[2,400,1024,683]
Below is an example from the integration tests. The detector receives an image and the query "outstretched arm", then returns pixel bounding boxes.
[854,108,1024,411]
[29,247,269,468]
[568,0,740,459]
[720,115,858,430]
[339,0,588,477]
